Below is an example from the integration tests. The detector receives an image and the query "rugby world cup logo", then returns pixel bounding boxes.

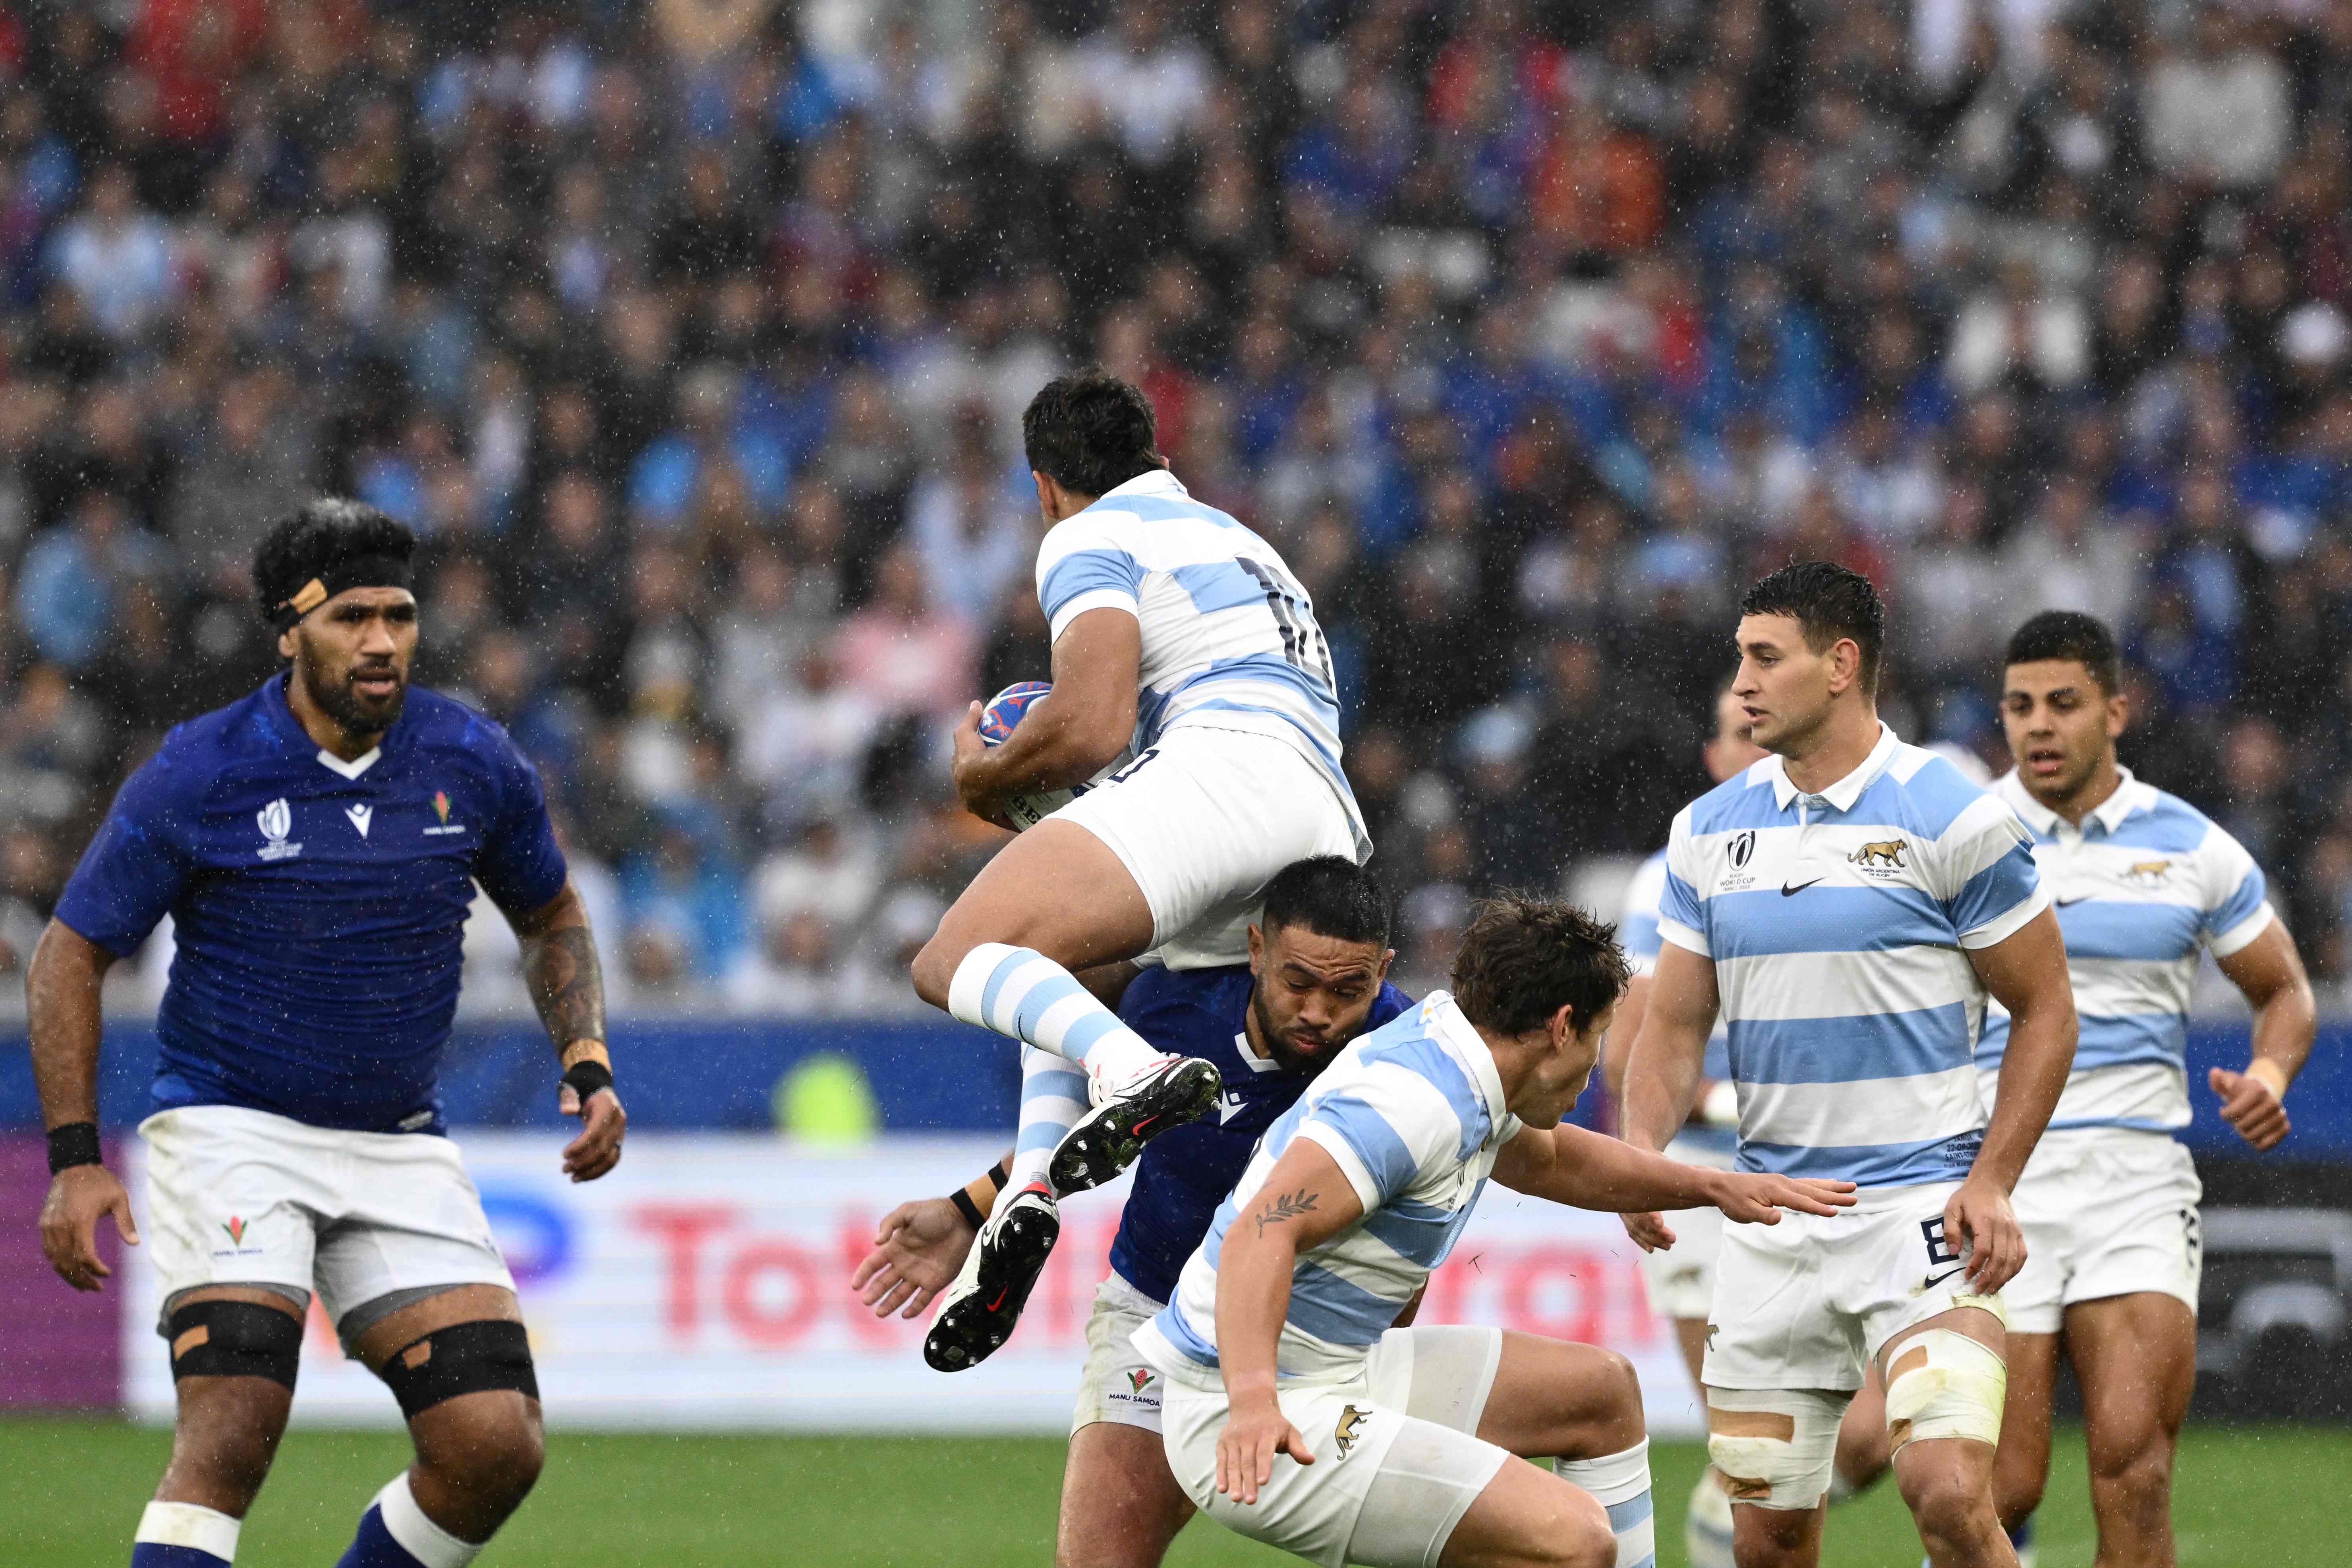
[1729,830,1756,869]
[255,798,302,860]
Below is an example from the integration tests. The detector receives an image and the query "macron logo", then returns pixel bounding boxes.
[344,804,373,838]
[1218,1091,1247,1124]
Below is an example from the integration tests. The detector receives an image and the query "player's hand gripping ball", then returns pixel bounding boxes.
[978,681,1132,830]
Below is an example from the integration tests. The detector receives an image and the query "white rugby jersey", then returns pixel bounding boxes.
[1975,768,2270,1135]
[1657,723,2047,1188]
[1034,469,1368,855]
[1133,992,1523,1387]
[1620,849,1735,1160]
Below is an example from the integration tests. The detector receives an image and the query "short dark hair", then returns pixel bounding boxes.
[253,499,415,631]
[1449,895,1629,1038]
[1739,560,1885,695]
[2005,609,2120,695]
[1022,369,1162,499]
[1260,857,1391,949]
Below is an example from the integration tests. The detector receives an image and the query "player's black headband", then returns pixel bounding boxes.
[269,554,416,634]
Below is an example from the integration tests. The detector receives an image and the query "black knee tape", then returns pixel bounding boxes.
[165,1301,304,1390]
[379,1319,538,1421]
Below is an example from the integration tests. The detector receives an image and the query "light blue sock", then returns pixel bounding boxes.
[1005,1046,1089,1204]
[947,944,1163,1085]
[1558,1438,1654,1568]
[131,1501,238,1566]
[336,1475,477,1568]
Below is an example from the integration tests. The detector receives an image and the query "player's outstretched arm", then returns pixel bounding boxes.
[1614,942,1719,1253]
[951,607,1140,821]
[1493,1125,1855,1220]
[28,919,139,1291]
[2212,921,2317,1152]
[1959,907,2078,1292]
[1213,1139,1363,1506]
[508,881,626,1182]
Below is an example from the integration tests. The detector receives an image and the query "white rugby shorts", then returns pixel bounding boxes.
[1159,1325,1507,1568]
[1073,1274,1173,1434]
[2003,1128,2202,1334]
[1703,1181,2000,1392]
[141,1104,514,1345]
[1053,725,1363,971]
[1635,1133,1737,1322]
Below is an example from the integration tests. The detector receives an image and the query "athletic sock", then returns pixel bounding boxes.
[1556,1437,1654,1568]
[947,944,1164,1089]
[1005,1046,1088,1204]
[1682,1467,1735,1568]
[131,1501,240,1566]
[2010,1513,2037,1568]
[335,1475,481,1568]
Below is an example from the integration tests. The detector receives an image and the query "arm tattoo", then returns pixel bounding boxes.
[522,924,606,1052]
[1251,1187,1319,1237]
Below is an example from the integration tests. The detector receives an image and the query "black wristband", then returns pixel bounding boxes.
[986,1158,1011,1193]
[949,1186,987,1232]
[562,1059,615,1103]
[47,1121,102,1176]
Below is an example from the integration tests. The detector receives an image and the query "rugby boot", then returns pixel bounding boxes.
[924,1182,1059,1372]
[1048,1052,1223,1195]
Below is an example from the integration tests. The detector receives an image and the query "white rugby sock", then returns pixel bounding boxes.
[947,944,1164,1089]
[374,1473,480,1568]
[1002,1046,1087,1208]
[134,1500,241,1564]
[1683,1467,1735,1568]
[1556,1438,1654,1568]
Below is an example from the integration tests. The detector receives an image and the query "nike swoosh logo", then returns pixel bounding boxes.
[1922,1267,1965,1290]
[2054,896,2089,907]
[1781,879,1823,896]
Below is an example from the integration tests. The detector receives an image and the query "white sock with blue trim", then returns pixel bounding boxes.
[132,1501,240,1565]
[947,943,1164,1092]
[1005,1046,1089,1204]
[1556,1438,1654,1568]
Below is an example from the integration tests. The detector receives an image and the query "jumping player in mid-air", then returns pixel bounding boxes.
[32,501,624,1568]
[907,370,1368,1363]
[1834,611,2316,1568]
[1620,562,2079,1568]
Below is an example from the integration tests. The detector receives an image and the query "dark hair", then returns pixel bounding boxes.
[1449,894,1629,1038]
[253,499,415,630]
[1739,560,1885,695]
[1021,369,1162,499]
[2005,609,2120,695]
[1260,856,1391,949]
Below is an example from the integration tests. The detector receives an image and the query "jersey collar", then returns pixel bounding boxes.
[1996,765,2154,840]
[1096,468,1189,502]
[1422,990,1514,1137]
[1765,721,1900,814]
[1232,1028,1282,1075]
[262,671,398,779]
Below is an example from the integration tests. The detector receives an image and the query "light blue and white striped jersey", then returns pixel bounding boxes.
[1133,991,1524,1387]
[1620,849,1734,1160]
[1035,469,1368,855]
[1975,768,2270,1135]
[1657,723,2047,1189]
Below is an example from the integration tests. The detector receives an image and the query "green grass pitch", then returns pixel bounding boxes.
[2,1419,2340,1565]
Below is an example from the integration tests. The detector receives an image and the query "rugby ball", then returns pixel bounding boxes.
[978,682,1131,830]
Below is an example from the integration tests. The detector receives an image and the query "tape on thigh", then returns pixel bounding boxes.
[377,1319,538,1421]
[1883,1330,2006,1451]
[1705,1388,1846,1511]
[166,1299,304,1390]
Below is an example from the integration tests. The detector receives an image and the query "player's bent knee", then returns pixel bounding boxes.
[1705,1390,1844,1512]
[168,1299,304,1390]
[378,1319,539,1424]
[1883,1331,2005,1454]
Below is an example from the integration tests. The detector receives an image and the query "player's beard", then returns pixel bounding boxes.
[303,652,407,740]
[1251,985,1343,1078]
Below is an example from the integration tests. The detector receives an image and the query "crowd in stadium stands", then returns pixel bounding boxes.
[1,0,2351,1014]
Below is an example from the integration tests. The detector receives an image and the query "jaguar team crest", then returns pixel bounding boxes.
[1334,1404,1370,1459]
[2127,859,2172,887]
[1850,838,1908,871]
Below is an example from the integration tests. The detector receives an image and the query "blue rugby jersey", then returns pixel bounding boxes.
[1108,965,1412,1304]
[1619,848,1734,1160]
[1034,468,1368,857]
[1135,992,1523,1386]
[1657,723,2047,1188]
[55,674,569,1133]
[1976,768,2271,1134]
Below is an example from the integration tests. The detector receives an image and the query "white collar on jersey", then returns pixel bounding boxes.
[1764,720,1900,813]
[1232,1029,1281,1075]
[313,745,381,780]
[1996,764,2155,839]
[1421,990,1515,1139]
[1097,468,1189,502]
